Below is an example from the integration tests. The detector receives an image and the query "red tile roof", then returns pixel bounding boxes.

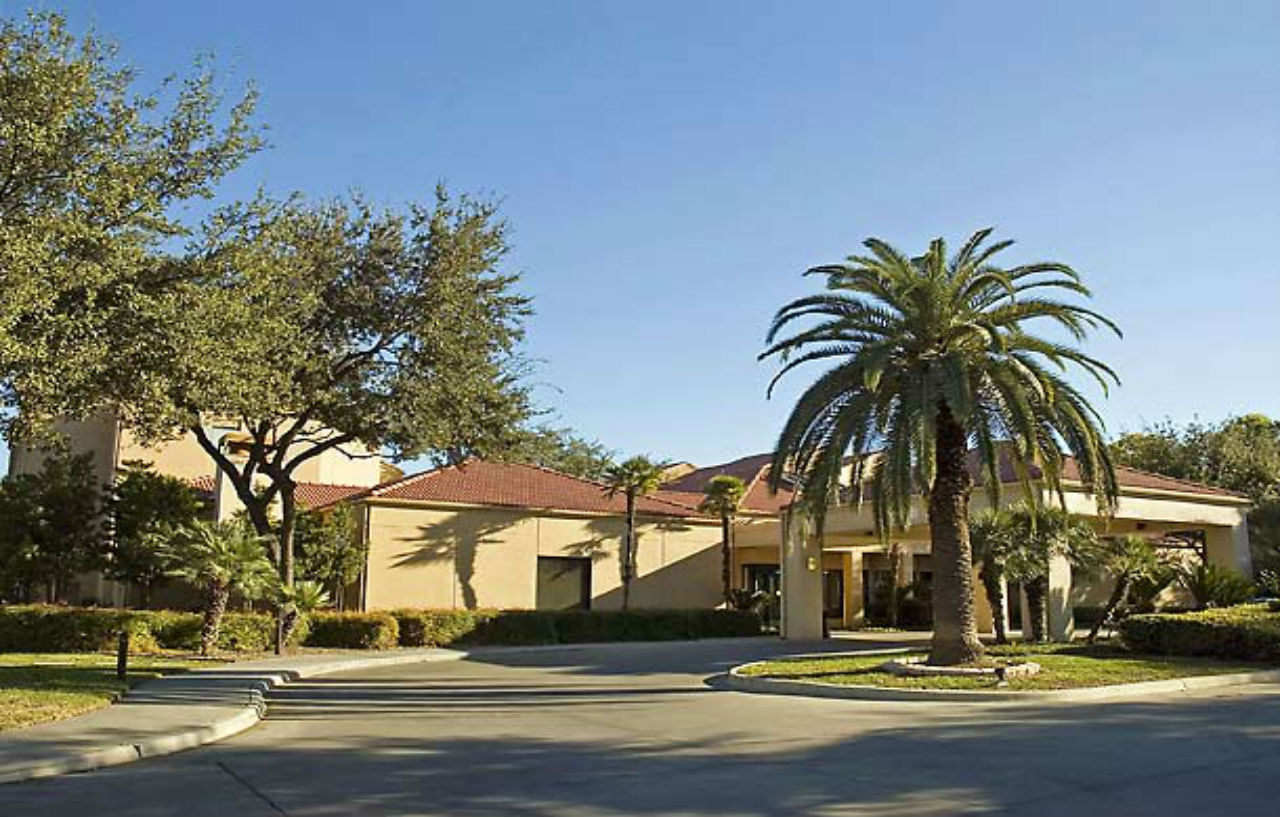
[361,460,710,518]
[296,482,371,508]
[661,453,796,514]
[186,475,370,509]
[964,450,1246,499]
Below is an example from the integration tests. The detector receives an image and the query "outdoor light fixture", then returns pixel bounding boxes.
[806,557,818,571]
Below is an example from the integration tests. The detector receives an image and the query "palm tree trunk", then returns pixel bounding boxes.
[927,403,985,665]
[1025,576,1049,642]
[1087,573,1131,643]
[721,514,733,606]
[888,543,902,628]
[201,580,229,656]
[980,567,1008,645]
[621,493,635,610]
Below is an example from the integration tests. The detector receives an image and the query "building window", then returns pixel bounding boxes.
[536,556,591,611]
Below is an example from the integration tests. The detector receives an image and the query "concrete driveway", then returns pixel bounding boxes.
[4,636,1280,816]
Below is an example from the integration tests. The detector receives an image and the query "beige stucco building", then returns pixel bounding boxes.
[8,420,1254,630]
[8,415,381,606]
[346,461,729,611]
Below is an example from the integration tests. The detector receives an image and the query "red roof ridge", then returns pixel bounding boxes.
[497,461,709,514]
[361,459,711,518]
[1106,462,1249,500]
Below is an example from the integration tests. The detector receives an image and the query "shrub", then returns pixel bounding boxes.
[689,608,761,638]
[0,606,306,654]
[148,610,302,653]
[304,612,399,649]
[0,605,158,653]
[1119,604,1280,661]
[389,608,761,647]
[391,608,497,647]
[1175,563,1256,609]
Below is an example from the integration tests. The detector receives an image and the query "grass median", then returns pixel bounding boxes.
[739,642,1277,692]
[0,653,221,732]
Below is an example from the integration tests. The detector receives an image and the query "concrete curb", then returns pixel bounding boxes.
[725,651,1280,704]
[0,648,469,785]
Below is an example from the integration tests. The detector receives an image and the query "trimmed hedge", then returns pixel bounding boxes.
[0,606,302,654]
[0,605,761,653]
[304,612,399,650]
[0,605,158,653]
[390,608,762,648]
[1119,604,1280,661]
[146,610,307,653]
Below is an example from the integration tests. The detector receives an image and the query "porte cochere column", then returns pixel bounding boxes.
[780,510,824,640]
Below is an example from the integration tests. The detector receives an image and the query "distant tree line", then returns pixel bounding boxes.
[1109,414,1280,570]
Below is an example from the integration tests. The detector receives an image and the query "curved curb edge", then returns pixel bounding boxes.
[0,649,469,785]
[725,653,1280,704]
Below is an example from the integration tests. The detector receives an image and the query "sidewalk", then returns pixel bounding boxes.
[0,648,465,785]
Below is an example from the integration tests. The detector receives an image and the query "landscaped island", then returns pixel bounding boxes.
[740,604,1280,693]
[739,642,1270,692]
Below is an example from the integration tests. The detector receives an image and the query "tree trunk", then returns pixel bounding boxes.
[201,580,229,656]
[1087,573,1132,643]
[888,543,902,628]
[927,402,985,665]
[621,493,635,610]
[721,514,733,606]
[1025,576,1049,642]
[279,484,297,588]
[275,483,298,655]
[980,567,1008,645]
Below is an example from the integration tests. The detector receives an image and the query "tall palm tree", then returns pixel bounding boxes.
[166,520,279,655]
[762,229,1120,664]
[700,475,747,605]
[603,456,667,610]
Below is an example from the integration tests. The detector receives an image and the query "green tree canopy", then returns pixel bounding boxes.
[294,505,363,608]
[0,448,103,603]
[106,190,531,599]
[511,425,615,481]
[763,229,1120,664]
[101,460,208,605]
[0,11,260,436]
[1110,414,1280,571]
[1111,415,1280,503]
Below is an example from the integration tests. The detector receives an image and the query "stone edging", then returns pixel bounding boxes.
[725,649,1280,703]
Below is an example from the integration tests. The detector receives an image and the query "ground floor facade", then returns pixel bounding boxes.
[354,499,726,612]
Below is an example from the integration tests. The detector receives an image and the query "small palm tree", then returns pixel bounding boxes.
[1002,505,1099,642]
[700,475,747,605]
[1085,535,1161,642]
[603,456,667,610]
[763,229,1120,664]
[166,520,279,655]
[279,579,331,646]
[969,510,1012,644]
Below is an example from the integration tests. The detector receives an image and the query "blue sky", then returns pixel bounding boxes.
[4,1,1279,470]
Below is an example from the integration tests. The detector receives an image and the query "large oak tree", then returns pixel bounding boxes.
[0,11,260,434]
[114,191,531,616]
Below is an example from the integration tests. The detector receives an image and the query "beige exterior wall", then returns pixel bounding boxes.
[360,501,725,611]
[10,416,383,518]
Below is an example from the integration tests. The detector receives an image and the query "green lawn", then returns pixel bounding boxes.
[740,642,1277,692]
[0,653,217,732]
